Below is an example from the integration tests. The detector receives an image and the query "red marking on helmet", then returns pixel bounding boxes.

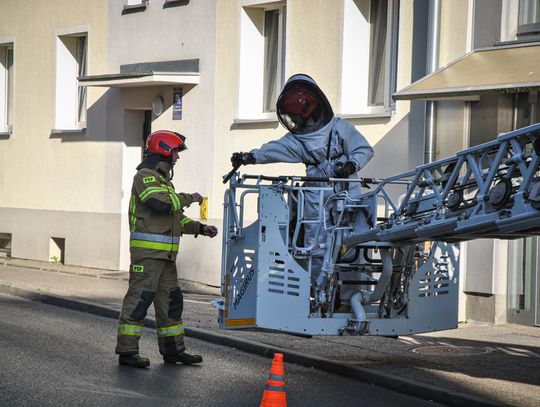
[280,90,319,118]
[146,130,187,157]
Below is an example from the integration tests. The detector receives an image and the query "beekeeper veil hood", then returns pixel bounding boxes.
[276,74,334,134]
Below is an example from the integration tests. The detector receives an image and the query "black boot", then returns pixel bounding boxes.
[119,354,150,368]
[163,352,203,365]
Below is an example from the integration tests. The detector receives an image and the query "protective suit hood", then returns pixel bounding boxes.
[291,118,334,149]
[276,74,334,134]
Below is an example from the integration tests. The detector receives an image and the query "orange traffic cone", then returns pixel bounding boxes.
[260,353,287,407]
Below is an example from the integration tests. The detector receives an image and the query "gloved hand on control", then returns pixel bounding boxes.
[334,161,357,178]
[231,152,256,168]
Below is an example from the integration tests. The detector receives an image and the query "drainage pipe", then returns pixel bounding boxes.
[424,0,441,164]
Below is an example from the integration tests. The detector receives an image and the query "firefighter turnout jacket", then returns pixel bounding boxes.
[129,167,202,262]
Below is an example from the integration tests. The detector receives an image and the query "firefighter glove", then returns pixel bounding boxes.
[231,152,256,167]
[200,224,218,238]
[334,161,357,178]
[191,192,204,204]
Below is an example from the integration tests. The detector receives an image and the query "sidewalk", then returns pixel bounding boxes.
[0,257,538,407]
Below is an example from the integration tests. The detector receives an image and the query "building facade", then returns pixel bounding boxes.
[1,0,539,327]
[394,0,540,326]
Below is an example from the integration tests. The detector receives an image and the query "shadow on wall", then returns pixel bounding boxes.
[359,107,424,180]
[49,85,196,146]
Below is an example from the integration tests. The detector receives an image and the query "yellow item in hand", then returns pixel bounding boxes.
[200,197,208,221]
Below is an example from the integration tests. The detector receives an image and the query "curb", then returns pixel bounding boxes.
[0,283,506,407]
[0,258,220,295]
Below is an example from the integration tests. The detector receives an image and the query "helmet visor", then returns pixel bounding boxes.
[276,82,333,134]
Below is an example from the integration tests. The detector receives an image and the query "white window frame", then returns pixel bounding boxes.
[125,0,148,6]
[0,38,14,135]
[340,0,399,116]
[54,27,89,132]
[517,0,540,36]
[237,0,286,122]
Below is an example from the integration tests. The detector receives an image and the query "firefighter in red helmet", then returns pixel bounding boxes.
[116,130,218,368]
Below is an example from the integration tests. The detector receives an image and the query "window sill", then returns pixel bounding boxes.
[51,128,87,135]
[0,127,13,137]
[122,3,147,13]
[517,22,540,36]
[233,116,279,125]
[337,112,393,120]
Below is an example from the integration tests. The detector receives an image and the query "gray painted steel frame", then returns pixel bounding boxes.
[217,123,540,336]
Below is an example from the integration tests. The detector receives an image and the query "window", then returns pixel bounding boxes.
[518,0,540,36]
[76,36,87,125]
[341,0,399,115]
[125,0,147,6]
[122,0,148,12]
[55,33,87,130]
[0,43,14,133]
[238,1,286,120]
[263,7,286,112]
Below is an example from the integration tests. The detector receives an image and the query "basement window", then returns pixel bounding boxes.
[50,237,65,264]
[0,233,12,257]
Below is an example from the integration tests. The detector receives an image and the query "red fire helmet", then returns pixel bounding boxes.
[146,130,187,157]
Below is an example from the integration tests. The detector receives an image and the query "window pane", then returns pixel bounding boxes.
[263,9,280,112]
[77,36,87,124]
[519,0,540,25]
[368,0,387,106]
[6,48,13,127]
[508,237,536,311]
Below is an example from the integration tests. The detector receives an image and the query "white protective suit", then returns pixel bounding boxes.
[250,76,374,281]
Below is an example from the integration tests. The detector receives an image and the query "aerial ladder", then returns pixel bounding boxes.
[214,123,540,336]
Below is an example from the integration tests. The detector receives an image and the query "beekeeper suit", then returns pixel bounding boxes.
[231,74,374,282]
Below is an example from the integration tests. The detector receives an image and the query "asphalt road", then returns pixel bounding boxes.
[0,293,443,406]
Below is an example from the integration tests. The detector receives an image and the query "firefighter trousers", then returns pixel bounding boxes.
[115,258,186,356]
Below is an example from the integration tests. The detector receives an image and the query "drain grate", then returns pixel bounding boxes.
[411,345,493,356]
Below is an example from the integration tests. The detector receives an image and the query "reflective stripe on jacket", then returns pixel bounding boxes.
[129,167,201,261]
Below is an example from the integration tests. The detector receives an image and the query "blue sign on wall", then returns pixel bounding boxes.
[173,87,183,120]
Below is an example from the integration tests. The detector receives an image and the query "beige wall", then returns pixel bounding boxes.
[0,1,120,268]
[286,0,343,108]
[0,0,431,290]
[439,0,470,67]
[213,0,420,220]
[0,208,121,270]
[0,0,110,212]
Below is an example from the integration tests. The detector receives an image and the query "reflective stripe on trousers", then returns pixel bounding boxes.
[118,324,143,336]
[158,324,185,337]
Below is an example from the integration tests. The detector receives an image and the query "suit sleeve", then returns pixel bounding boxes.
[177,193,194,209]
[179,214,202,235]
[250,134,305,164]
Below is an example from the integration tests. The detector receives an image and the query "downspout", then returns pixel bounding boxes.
[424,0,441,164]
[529,91,538,126]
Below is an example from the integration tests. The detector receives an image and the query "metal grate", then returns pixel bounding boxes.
[268,251,300,296]
[418,257,450,298]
